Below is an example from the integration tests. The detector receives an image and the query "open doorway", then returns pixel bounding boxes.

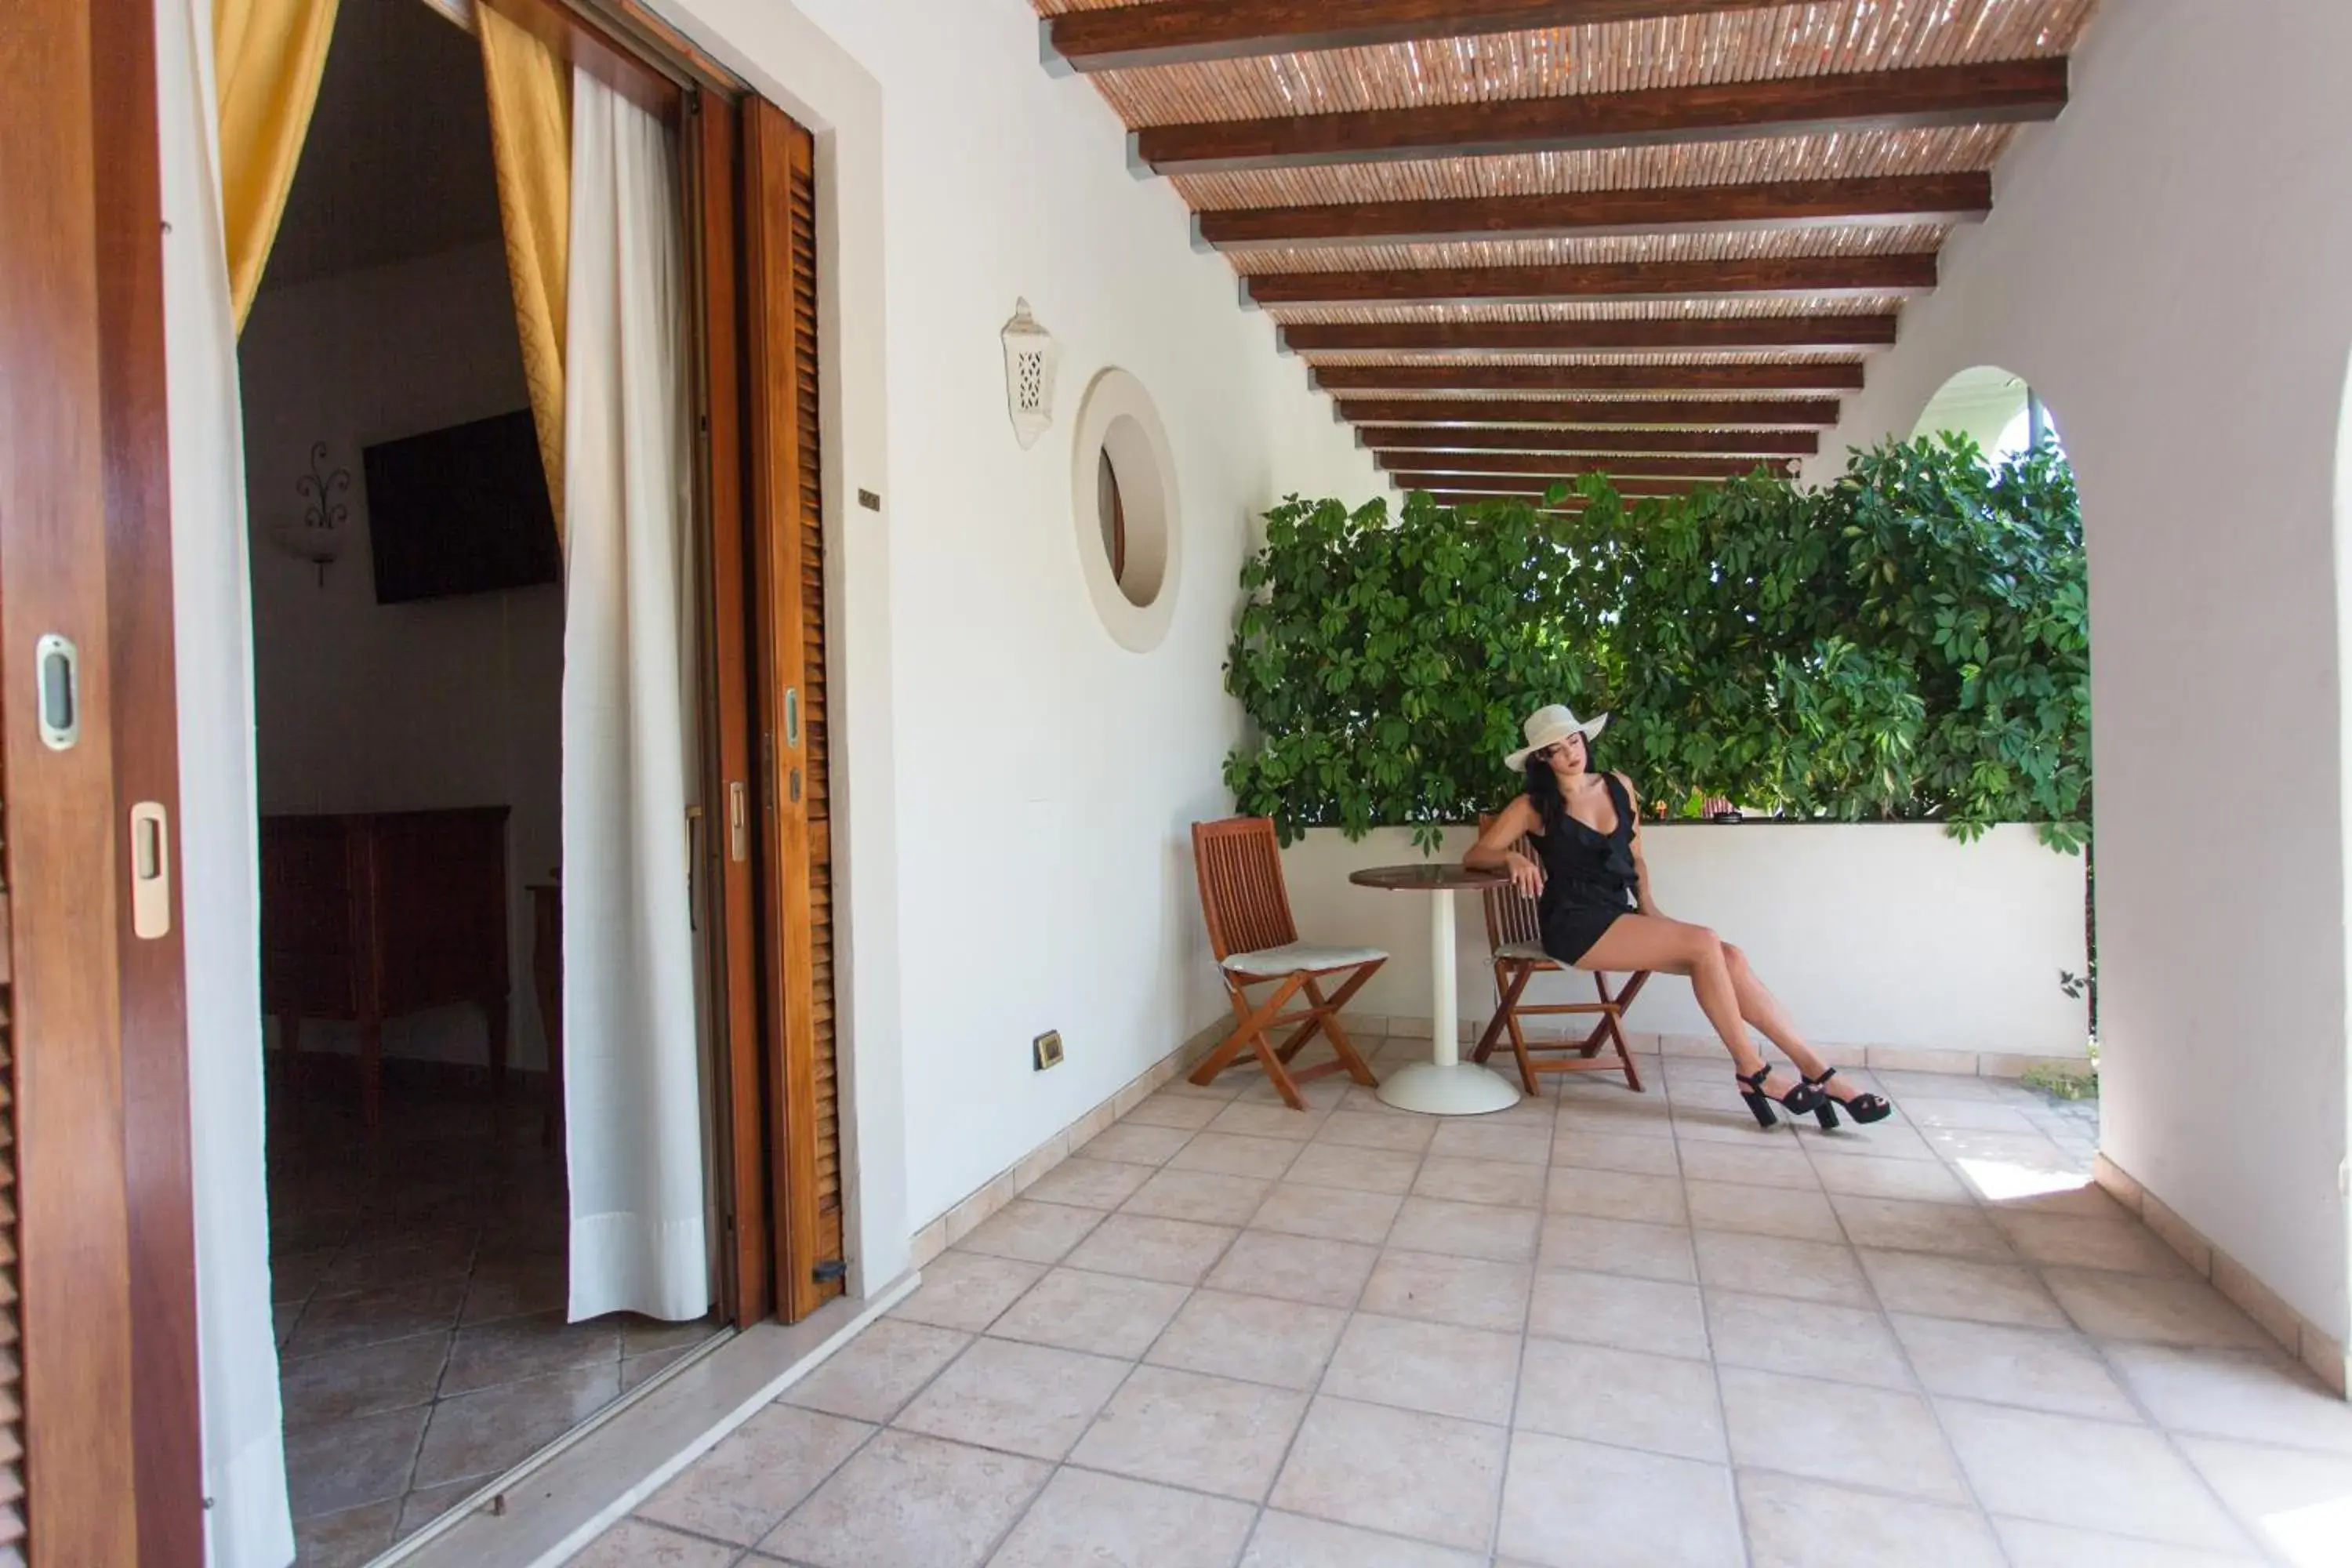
[244,1,728,1556]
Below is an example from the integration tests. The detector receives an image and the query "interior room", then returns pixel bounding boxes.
[241,1,723,1556]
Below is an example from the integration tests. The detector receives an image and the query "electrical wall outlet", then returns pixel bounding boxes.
[1033,1030,1065,1071]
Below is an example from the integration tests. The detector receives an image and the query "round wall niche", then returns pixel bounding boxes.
[1069,368,1180,652]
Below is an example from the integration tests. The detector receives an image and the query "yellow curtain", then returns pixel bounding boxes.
[477,5,572,534]
[213,0,341,333]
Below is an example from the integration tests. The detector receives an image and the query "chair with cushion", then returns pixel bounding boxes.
[1190,817,1386,1109]
[1469,814,1649,1095]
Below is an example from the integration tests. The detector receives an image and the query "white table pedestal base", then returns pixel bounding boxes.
[1374,876,1522,1116]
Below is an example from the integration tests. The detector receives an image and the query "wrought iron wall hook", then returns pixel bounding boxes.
[285,440,351,586]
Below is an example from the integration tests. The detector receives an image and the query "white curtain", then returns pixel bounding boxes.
[560,66,710,1323]
[155,0,296,1561]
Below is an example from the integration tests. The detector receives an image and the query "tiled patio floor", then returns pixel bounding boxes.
[268,1073,724,1566]
[572,1036,2350,1568]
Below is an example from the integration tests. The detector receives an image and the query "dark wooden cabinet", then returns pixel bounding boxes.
[261,807,511,1127]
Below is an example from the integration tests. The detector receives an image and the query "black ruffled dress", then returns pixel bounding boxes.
[1534,771,1641,965]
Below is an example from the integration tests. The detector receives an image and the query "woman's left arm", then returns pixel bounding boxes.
[1620,772,1664,917]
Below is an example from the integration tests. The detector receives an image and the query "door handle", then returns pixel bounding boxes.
[129,801,171,939]
[36,633,80,750]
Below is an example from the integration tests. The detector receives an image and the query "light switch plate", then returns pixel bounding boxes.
[1033,1031,1065,1071]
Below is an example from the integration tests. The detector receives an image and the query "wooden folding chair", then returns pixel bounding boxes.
[1191,818,1387,1110]
[1468,815,1650,1095]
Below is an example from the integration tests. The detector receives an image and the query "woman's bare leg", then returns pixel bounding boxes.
[1721,943,1828,1076]
[1576,916,1805,1098]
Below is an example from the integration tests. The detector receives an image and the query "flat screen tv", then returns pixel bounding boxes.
[362,409,561,604]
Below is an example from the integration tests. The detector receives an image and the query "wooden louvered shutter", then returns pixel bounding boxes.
[0,789,22,1561]
[743,100,845,1320]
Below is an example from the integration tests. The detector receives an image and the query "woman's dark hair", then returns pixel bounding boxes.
[1523,731,1592,836]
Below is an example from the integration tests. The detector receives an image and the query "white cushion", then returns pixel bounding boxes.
[1499,942,1561,965]
[1225,942,1386,977]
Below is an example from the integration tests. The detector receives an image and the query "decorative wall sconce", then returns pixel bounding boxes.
[274,441,350,586]
[1001,298,1060,449]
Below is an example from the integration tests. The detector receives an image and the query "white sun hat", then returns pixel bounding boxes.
[1504,703,1610,771]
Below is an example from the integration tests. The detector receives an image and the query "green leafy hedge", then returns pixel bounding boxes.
[1223,434,2089,852]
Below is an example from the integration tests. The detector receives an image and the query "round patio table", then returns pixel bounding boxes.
[1350,863,1522,1116]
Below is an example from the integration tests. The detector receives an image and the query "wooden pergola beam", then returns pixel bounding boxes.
[1312,362,1864,393]
[1374,451,1795,478]
[1414,492,1599,512]
[1361,424,1820,455]
[1047,0,1773,73]
[1396,472,1708,495]
[1137,60,2067,175]
[1248,253,1938,306]
[1204,174,1991,251]
[1337,396,1841,426]
[1283,316,1898,354]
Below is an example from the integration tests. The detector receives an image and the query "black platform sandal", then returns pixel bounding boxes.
[1736,1065,1821,1129]
[1802,1067,1892,1129]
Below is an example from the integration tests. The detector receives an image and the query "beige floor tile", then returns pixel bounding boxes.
[1499,1431,1742,1568]
[1316,1109,1438,1152]
[1429,1121,1552,1167]
[1545,1167,1690,1225]
[891,1250,1048,1332]
[1147,1287,1348,1391]
[1286,1141,1425,1196]
[1994,1517,2265,1567]
[1673,1140,1816,1190]
[1121,1167,1274,1227]
[572,1519,739,1568]
[279,1330,451,1428]
[1705,1290,1911,1390]
[1064,1212,1238,1286]
[1937,1399,2249,1550]
[1210,1101,1327,1141]
[1807,1120,1940,1161]
[285,1405,430,1519]
[1326,1312,1523,1425]
[1920,1127,2077,1173]
[438,1310,620,1397]
[1992,1210,2194,1276]
[1023,1155,1156,1210]
[1363,1250,1534,1333]
[287,1276,469,1359]
[1555,1098,1676,1142]
[414,1360,622,1489]
[1830,1195,2015,1260]
[762,1429,1051,1568]
[785,1319,971,1423]
[1685,1178,1842,1242]
[990,1467,1257,1568]
[1240,1510,1483,1568]
[1538,1214,1696,1283]
[1415,1156,1548,1209]
[990,1266,1190,1358]
[1272,1396,1508,1552]
[1254,1182,1404,1246]
[1719,1367,1967,1503]
[637,1403,873,1544]
[292,1499,402,1568]
[957,1199,1105,1265]
[2178,1436,2352,1565]
[1389,1197,1542,1264]
[1080,1121,1196,1167]
[1809,1152,1973,1205]
[1892,1314,2139,1421]
[2111,1342,2352,1454]
[2042,1268,2271,1348]
[1693,1230,1873,1307]
[1671,1104,1794,1145]
[1171,1131,1305,1179]
[1158,1072,1246,1102]
[1979,1181,2132,1221]
[892,1338,1129,1461]
[1073,1363,1309,1501]
[1206,1229,1379,1308]
[1237,1074,1354,1113]
[1515,1338,1726,1462]
[397,1477,484,1540]
[1528,1269,1707,1360]
[1551,1128,1681,1178]
[1902,1097,2041,1133]
[1857,1249,2069,1328]
[1126,1091,1225,1131]
[1738,1468,2004,1568]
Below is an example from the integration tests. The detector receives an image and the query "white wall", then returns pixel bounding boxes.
[1809,0,2352,1346]
[239,241,561,1070]
[653,0,1387,1235]
[1283,825,2089,1060]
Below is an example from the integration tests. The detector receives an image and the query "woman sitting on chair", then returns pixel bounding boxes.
[1463,705,1892,1129]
